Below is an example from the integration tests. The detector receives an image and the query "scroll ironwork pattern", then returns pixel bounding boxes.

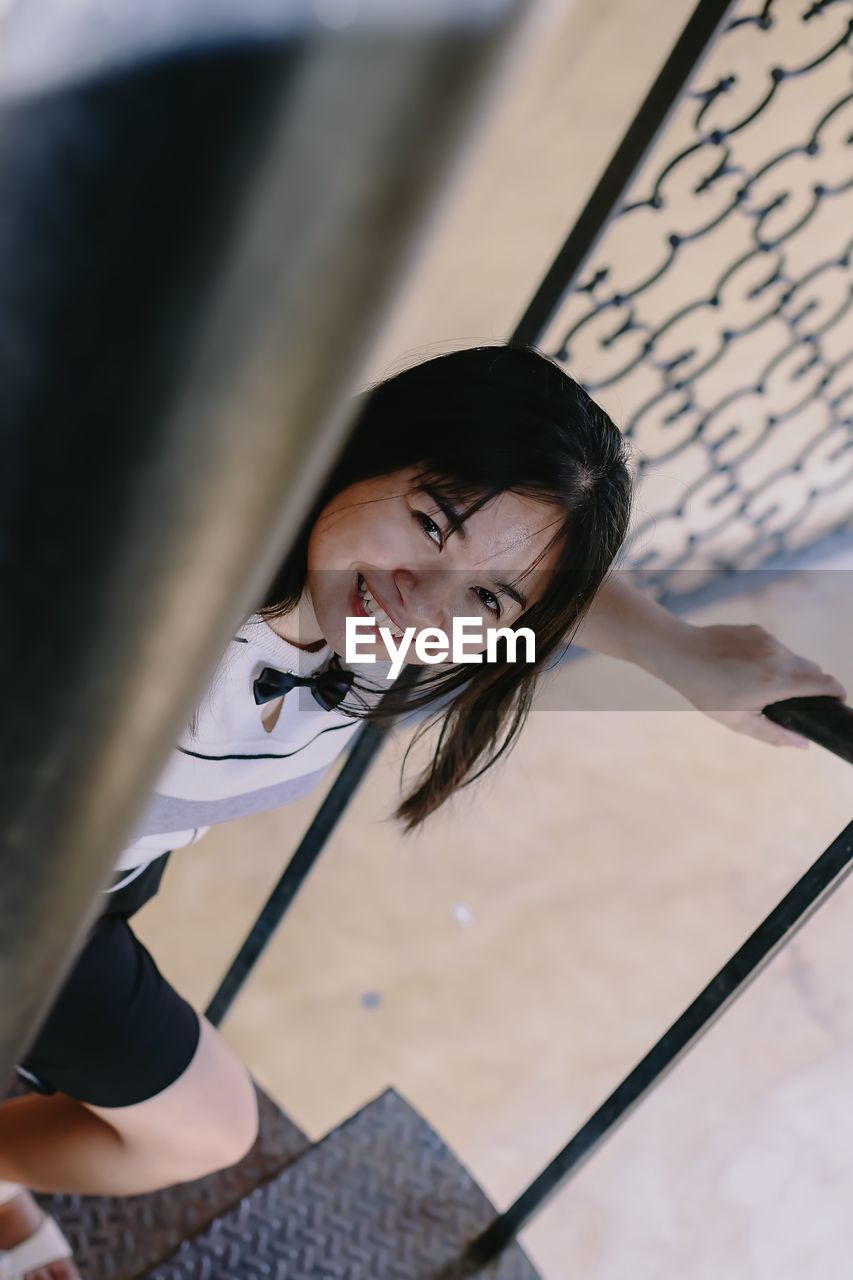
[532,0,853,600]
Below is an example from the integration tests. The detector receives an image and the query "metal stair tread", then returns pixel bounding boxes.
[145,1086,541,1279]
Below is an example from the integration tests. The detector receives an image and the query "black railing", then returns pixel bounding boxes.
[205,668,423,1026]
[205,722,390,1027]
[209,0,853,1019]
[200,0,853,1270]
[442,696,853,1275]
[451,0,853,1263]
[521,0,853,606]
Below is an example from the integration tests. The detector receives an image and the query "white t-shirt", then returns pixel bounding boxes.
[109,614,390,887]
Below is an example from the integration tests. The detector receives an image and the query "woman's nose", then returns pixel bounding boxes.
[393,568,451,630]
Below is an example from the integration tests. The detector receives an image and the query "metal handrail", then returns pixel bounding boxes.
[510,0,737,347]
[0,3,520,1088]
[435,696,853,1275]
[205,668,424,1027]
[205,722,389,1028]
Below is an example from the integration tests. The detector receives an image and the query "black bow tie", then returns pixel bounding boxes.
[253,658,355,712]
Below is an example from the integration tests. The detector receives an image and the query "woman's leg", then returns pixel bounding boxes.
[3,890,260,1196]
[0,1016,259,1195]
[0,1018,257,1280]
[0,857,258,1278]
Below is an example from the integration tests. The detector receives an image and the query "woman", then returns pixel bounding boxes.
[0,345,844,1279]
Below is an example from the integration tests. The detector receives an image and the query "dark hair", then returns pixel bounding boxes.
[252,343,633,831]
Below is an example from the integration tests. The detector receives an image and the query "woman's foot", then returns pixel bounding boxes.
[0,1189,79,1280]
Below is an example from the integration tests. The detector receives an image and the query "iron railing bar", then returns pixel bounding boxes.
[205,671,422,1027]
[205,723,386,1027]
[510,0,738,348]
[207,687,853,1028]
[762,695,853,767]
[443,806,853,1275]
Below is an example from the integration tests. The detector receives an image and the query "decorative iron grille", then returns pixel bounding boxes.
[520,0,853,604]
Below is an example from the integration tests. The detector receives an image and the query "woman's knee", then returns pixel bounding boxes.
[83,1016,259,1182]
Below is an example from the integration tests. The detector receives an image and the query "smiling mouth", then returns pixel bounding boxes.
[356,573,406,639]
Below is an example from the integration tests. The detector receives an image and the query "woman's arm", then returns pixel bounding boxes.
[571,573,693,672]
[571,574,847,749]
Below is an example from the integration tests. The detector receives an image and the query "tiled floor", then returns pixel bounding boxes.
[135,2,853,1275]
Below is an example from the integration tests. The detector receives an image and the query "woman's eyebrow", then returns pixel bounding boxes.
[422,486,468,540]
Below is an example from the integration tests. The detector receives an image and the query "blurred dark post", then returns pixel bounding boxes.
[0,0,525,1085]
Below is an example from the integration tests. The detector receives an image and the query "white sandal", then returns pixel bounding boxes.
[0,1193,74,1280]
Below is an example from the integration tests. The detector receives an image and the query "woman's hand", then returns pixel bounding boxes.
[573,577,846,747]
[663,622,847,749]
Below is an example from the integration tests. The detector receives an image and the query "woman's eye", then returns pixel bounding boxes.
[472,586,501,617]
[414,511,443,548]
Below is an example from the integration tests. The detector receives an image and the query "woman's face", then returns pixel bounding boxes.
[299,467,563,662]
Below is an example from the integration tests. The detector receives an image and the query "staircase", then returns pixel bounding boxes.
[5,1079,541,1279]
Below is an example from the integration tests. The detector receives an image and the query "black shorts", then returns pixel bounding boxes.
[15,852,201,1108]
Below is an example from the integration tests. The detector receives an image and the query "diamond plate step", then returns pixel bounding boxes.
[146,1087,541,1280]
[3,1075,310,1279]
